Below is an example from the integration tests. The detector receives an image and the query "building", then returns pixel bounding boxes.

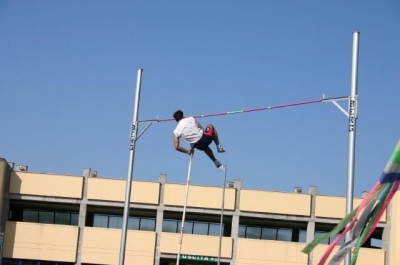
[0,158,398,265]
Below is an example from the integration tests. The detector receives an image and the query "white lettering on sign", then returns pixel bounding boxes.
[348,99,356,132]
[129,124,136,150]
[179,255,216,262]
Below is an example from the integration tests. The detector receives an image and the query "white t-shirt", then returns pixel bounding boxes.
[173,117,203,144]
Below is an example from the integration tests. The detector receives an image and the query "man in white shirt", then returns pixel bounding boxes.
[173,110,225,168]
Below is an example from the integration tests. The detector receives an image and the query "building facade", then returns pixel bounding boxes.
[0,158,398,265]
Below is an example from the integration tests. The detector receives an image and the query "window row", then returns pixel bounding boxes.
[93,214,156,231]
[239,224,382,248]
[2,258,74,265]
[162,219,224,236]
[22,209,79,226]
[314,230,381,248]
[239,225,306,242]
[12,208,383,249]
[85,215,226,237]
[314,230,344,245]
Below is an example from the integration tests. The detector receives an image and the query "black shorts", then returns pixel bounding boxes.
[194,126,214,151]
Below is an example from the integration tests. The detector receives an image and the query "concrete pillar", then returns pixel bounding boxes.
[0,160,13,265]
[0,162,13,230]
[230,179,242,265]
[307,186,317,265]
[75,168,91,265]
[0,160,12,232]
[154,173,167,265]
[7,162,14,171]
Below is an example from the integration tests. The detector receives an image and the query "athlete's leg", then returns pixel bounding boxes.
[204,124,225,153]
[203,147,222,168]
[204,124,220,145]
[204,146,216,161]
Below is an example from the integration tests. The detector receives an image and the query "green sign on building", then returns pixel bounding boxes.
[178,255,216,262]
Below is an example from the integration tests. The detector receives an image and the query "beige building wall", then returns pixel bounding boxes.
[3,221,78,262]
[81,227,155,265]
[312,244,385,265]
[87,178,160,204]
[315,196,387,222]
[1,163,394,265]
[389,192,400,265]
[160,232,233,258]
[240,189,311,216]
[163,184,235,210]
[9,172,83,199]
[236,238,308,265]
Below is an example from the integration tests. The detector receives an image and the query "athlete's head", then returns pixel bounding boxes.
[173,110,184,122]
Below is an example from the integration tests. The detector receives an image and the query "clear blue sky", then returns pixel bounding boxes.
[1,1,399,197]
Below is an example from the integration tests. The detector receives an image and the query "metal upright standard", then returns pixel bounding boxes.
[176,153,194,265]
[217,165,227,265]
[344,32,360,265]
[118,69,143,265]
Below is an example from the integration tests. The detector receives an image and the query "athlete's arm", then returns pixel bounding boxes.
[173,133,191,154]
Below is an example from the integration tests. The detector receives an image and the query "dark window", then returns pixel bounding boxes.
[261,227,277,240]
[193,222,208,235]
[109,216,123,229]
[371,238,382,248]
[209,223,222,236]
[162,219,178,233]
[2,259,20,265]
[140,218,156,231]
[238,225,246,238]
[23,210,38,223]
[71,213,79,225]
[93,214,108,228]
[160,258,230,265]
[246,226,262,239]
[298,229,307,243]
[55,212,70,225]
[128,217,140,230]
[39,211,54,224]
[178,221,193,234]
[277,228,292,242]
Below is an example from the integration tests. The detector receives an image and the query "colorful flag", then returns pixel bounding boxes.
[302,140,400,265]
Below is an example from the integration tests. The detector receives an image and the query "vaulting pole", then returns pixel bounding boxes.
[119,69,143,265]
[176,153,194,265]
[344,31,360,265]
